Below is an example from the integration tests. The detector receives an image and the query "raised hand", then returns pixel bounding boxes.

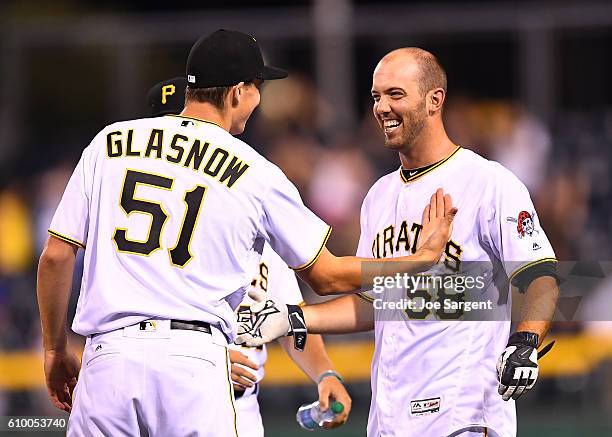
[416,188,457,264]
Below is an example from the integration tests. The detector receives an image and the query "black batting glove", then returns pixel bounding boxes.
[496,331,539,401]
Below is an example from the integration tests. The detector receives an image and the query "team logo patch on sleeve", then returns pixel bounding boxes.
[410,397,441,416]
[506,211,539,241]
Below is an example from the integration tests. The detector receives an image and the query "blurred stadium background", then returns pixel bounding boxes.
[1,0,612,435]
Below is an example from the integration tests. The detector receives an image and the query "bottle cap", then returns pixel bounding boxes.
[331,401,344,414]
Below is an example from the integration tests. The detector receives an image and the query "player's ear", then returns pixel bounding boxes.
[427,88,445,115]
[231,83,243,107]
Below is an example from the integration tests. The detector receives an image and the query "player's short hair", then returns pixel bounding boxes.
[386,48,447,97]
[410,49,447,96]
[185,85,231,109]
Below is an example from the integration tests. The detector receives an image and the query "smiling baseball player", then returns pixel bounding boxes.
[146,76,352,435]
[37,30,455,437]
[236,48,560,437]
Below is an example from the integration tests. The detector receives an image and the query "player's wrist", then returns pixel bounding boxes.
[287,304,307,351]
[43,334,69,353]
[507,331,539,349]
[412,247,439,270]
[317,370,344,385]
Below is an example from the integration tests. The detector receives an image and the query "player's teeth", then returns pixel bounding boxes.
[384,120,400,128]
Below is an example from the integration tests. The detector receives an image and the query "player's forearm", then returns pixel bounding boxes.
[37,237,77,351]
[278,334,335,383]
[303,295,374,334]
[300,249,434,296]
[515,276,559,346]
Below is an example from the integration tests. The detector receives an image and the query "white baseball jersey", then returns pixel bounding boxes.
[231,243,303,437]
[357,147,555,437]
[232,242,303,386]
[49,115,330,339]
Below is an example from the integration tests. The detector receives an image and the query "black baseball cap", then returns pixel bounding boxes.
[146,77,188,116]
[186,29,288,88]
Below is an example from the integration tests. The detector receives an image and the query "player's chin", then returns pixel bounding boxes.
[383,136,404,150]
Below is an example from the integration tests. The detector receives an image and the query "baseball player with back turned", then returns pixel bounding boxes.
[236,48,560,437]
[37,29,456,437]
[146,77,352,434]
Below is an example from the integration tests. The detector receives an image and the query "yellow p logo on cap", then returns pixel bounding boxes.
[161,85,176,104]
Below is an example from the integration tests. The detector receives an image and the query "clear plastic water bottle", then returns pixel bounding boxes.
[296,400,344,430]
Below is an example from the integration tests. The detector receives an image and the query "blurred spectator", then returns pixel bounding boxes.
[488,104,552,193]
[266,135,323,195]
[307,139,374,254]
[444,96,485,154]
[256,74,326,140]
[444,96,495,158]
[446,99,552,193]
[0,186,33,276]
[0,184,36,350]
[578,274,612,334]
[535,167,591,260]
[32,164,73,253]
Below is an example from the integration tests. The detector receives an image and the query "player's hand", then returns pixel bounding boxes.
[318,375,351,429]
[496,332,539,401]
[43,348,80,412]
[235,289,290,347]
[229,349,259,392]
[416,188,457,265]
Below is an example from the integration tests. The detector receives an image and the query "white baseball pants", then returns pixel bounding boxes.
[67,320,238,437]
[234,391,264,437]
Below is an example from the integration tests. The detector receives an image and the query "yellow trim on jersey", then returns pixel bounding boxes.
[224,348,239,437]
[48,230,86,249]
[508,257,557,282]
[292,226,332,271]
[165,114,224,130]
[357,292,375,304]
[400,146,461,183]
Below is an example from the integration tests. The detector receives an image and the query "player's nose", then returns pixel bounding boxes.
[375,96,391,115]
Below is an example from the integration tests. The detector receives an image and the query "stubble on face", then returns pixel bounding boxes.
[384,98,427,151]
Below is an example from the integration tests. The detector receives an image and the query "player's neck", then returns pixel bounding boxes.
[180,103,232,132]
[398,124,456,169]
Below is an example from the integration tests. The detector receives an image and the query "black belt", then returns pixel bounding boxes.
[169,320,212,334]
[90,319,213,339]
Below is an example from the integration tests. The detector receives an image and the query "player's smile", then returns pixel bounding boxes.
[383,119,402,134]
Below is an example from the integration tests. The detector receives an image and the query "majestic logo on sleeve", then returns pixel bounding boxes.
[506,211,541,249]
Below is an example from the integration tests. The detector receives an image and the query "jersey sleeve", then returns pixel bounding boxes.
[260,168,331,271]
[265,247,304,306]
[488,165,556,282]
[48,147,93,248]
